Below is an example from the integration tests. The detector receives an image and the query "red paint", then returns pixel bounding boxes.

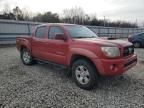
[16,23,137,76]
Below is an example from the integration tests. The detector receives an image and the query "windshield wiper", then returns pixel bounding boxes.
[74,37,86,38]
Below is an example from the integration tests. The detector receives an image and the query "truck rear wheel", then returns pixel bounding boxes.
[72,59,98,90]
[21,48,34,65]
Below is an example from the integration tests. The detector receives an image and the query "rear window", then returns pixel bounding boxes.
[35,26,47,38]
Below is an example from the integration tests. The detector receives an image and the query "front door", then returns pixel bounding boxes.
[43,26,69,65]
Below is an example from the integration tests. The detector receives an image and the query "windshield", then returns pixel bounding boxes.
[64,25,98,38]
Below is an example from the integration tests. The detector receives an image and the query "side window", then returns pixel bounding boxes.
[48,26,64,39]
[35,26,46,38]
[138,33,144,37]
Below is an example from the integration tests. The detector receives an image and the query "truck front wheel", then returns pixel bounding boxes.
[72,59,98,90]
[21,48,34,65]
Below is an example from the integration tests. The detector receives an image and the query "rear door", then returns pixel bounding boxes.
[32,26,48,59]
[43,26,69,65]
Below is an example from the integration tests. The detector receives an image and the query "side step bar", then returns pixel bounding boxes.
[34,58,68,69]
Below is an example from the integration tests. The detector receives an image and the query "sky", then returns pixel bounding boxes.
[0,0,144,26]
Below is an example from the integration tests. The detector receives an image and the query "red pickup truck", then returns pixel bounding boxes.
[16,23,137,90]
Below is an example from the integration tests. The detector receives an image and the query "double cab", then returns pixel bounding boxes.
[16,23,137,90]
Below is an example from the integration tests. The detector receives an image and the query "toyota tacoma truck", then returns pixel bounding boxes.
[16,23,137,90]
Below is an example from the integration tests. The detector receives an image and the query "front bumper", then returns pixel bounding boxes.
[93,54,137,76]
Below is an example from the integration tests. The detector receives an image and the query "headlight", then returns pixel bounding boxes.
[101,47,120,58]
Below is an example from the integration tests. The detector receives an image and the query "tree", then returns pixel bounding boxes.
[0,5,139,28]
[21,8,33,21]
[0,3,15,20]
[62,7,87,24]
[0,12,15,20]
[143,22,144,27]
[3,3,11,14]
[33,12,59,23]
[13,6,24,20]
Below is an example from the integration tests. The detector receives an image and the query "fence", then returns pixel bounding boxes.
[88,26,144,38]
[0,19,144,44]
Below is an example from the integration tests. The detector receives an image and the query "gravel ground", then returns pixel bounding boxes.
[0,47,144,108]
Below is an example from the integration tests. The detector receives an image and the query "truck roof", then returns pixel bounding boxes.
[37,23,77,27]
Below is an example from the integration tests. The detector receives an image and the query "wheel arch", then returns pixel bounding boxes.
[20,44,31,53]
[20,45,27,52]
[69,54,98,73]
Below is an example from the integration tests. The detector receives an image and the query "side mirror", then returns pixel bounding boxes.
[55,34,67,41]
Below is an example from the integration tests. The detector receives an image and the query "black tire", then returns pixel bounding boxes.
[133,41,141,48]
[72,59,98,90]
[21,48,34,65]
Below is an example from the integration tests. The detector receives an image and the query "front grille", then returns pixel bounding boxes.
[123,45,134,57]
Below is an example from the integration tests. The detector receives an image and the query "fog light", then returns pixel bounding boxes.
[110,64,116,70]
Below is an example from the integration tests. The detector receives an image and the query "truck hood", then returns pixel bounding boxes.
[73,38,132,47]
